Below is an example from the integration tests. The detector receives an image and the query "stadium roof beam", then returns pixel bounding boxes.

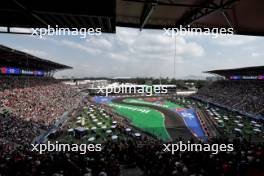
[107,17,113,32]
[68,15,82,28]
[78,16,89,28]
[123,0,230,10]
[46,14,64,28]
[98,17,104,31]
[38,14,59,28]
[221,10,236,31]
[175,0,239,27]
[88,17,96,30]
[140,0,158,30]
[12,0,49,26]
[60,15,74,28]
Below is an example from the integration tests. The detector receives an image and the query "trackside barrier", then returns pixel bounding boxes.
[196,110,211,138]
[33,111,70,144]
[33,92,83,144]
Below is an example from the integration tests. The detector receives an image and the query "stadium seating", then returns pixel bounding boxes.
[1,77,264,176]
[193,80,264,116]
[0,76,80,147]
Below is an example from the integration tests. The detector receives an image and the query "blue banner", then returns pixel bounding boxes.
[93,96,116,103]
[176,109,206,138]
[0,67,45,76]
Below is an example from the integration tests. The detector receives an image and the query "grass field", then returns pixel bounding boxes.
[108,103,171,141]
[121,98,206,139]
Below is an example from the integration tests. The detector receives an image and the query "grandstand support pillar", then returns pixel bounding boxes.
[140,0,158,31]
[47,71,54,77]
[50,71,55,77]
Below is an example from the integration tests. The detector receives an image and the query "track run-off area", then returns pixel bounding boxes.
[93,96,206,141]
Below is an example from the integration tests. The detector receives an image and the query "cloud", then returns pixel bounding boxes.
[215,35,258,46]
[114,28,205,62]
[61,40,102,55]
[109,53,129,61]
[53,27,205,65]
[86,37,113,50]
[251,52,264,57]
[175,37,204,57]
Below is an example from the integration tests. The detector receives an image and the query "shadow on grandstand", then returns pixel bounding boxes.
[0,76,60,91]
[0,111,49,147]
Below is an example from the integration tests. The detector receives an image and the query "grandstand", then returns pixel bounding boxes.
[193,66,264,120]
[206,66,264,79]
[0,45,80,147]
[0,44,71,77]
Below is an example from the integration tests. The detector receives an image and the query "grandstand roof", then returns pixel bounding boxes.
[116,0,264,36]
[1,0,264,36]
[0,45,72,71]
[205,66,264,77]
[0,0,116,33]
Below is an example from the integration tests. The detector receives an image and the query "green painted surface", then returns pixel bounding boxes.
[108,103,171,141]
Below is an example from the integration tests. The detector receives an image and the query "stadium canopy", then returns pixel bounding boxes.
[117,0,264,36]
[1,0,264,36]
[205,66,264,77]
[0,0,116,34]
[0,45,72,71]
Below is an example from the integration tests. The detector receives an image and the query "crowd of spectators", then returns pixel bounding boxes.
[193,80,264,116]
[0,77,264,175]
[0,136,263,176]
[0,76,80,148]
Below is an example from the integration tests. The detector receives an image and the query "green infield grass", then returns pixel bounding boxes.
[108,103,171,141]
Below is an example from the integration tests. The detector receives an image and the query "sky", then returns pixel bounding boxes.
[0,27,264,79]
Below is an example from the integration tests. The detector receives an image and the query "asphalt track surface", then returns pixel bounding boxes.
[112,97,195,140]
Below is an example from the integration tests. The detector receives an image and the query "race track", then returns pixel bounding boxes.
[112,97,195,140]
